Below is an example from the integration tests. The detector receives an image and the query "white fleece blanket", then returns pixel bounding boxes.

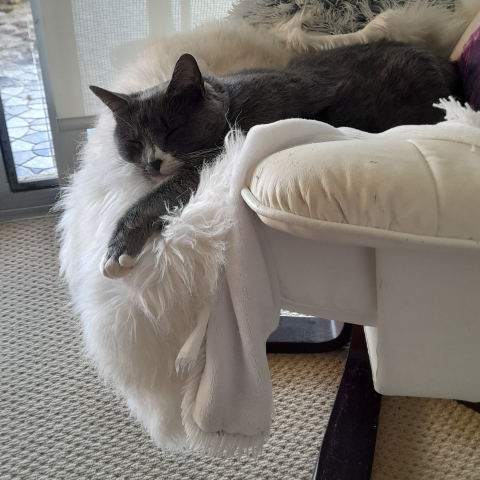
[58,99,480,457]
[177,121,349,455]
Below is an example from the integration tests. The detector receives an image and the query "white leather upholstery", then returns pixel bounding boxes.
[247,138,480,243]
[243,136,480,402]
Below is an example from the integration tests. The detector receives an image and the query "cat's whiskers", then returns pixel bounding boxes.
[176,147,222,164]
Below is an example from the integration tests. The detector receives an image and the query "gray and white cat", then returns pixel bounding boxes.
[91,40,461,271]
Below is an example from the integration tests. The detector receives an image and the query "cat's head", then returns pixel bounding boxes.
[90,53,228,182]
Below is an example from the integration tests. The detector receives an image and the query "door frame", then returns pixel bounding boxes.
[0,1,85,222]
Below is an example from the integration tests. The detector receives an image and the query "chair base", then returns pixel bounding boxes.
[267,317,352,353]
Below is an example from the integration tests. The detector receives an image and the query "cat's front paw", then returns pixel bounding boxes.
[100,225,145,279]
[100,250,137,279]
[100,213,160,279]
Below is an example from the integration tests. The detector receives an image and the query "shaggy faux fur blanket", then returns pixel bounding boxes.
[58,0,480,458]
[229,0,453,34]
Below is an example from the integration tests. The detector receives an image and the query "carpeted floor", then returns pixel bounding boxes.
[1,217,479,480]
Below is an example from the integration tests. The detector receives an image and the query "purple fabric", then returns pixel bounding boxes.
[457,25,480,111]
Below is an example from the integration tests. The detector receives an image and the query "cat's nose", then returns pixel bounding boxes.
[150,159,162,172]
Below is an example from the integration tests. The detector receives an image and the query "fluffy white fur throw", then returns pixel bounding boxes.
[231,0,480,56]
[57,22,298,452]
[58,2,480,457]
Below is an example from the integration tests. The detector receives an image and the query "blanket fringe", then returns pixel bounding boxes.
[434,96,480,128]
[180,344,272,458]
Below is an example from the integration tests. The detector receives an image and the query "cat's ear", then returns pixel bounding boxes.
[168,53,205,98]
[89,86,129,115]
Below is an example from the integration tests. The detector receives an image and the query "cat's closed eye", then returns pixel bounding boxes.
[127,140,143,148]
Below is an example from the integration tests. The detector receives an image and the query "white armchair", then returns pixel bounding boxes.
[242,132,480,479]
[244,136,480,402]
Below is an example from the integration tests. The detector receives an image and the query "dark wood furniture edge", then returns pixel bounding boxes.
[457,400,480,413]
[312,324,382,480]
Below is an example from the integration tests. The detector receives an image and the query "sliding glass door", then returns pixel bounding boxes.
[0,0,62,221]
[1,0,232,221]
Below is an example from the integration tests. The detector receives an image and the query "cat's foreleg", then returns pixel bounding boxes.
[101,168,200,279]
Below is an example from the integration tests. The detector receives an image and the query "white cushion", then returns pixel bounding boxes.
[244,138,480,249]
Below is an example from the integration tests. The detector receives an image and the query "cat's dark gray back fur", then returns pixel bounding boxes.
[223,40,459,134]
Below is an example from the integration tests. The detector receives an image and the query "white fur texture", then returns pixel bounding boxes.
[58,4,480,453]
[231,0,480,56]
[57,23,290,449]
[305,0,480,57]
[58,126,240,448]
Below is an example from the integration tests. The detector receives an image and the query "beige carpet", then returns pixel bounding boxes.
[1,217,479,480]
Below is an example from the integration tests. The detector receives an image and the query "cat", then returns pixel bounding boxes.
[90,40,462,276]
